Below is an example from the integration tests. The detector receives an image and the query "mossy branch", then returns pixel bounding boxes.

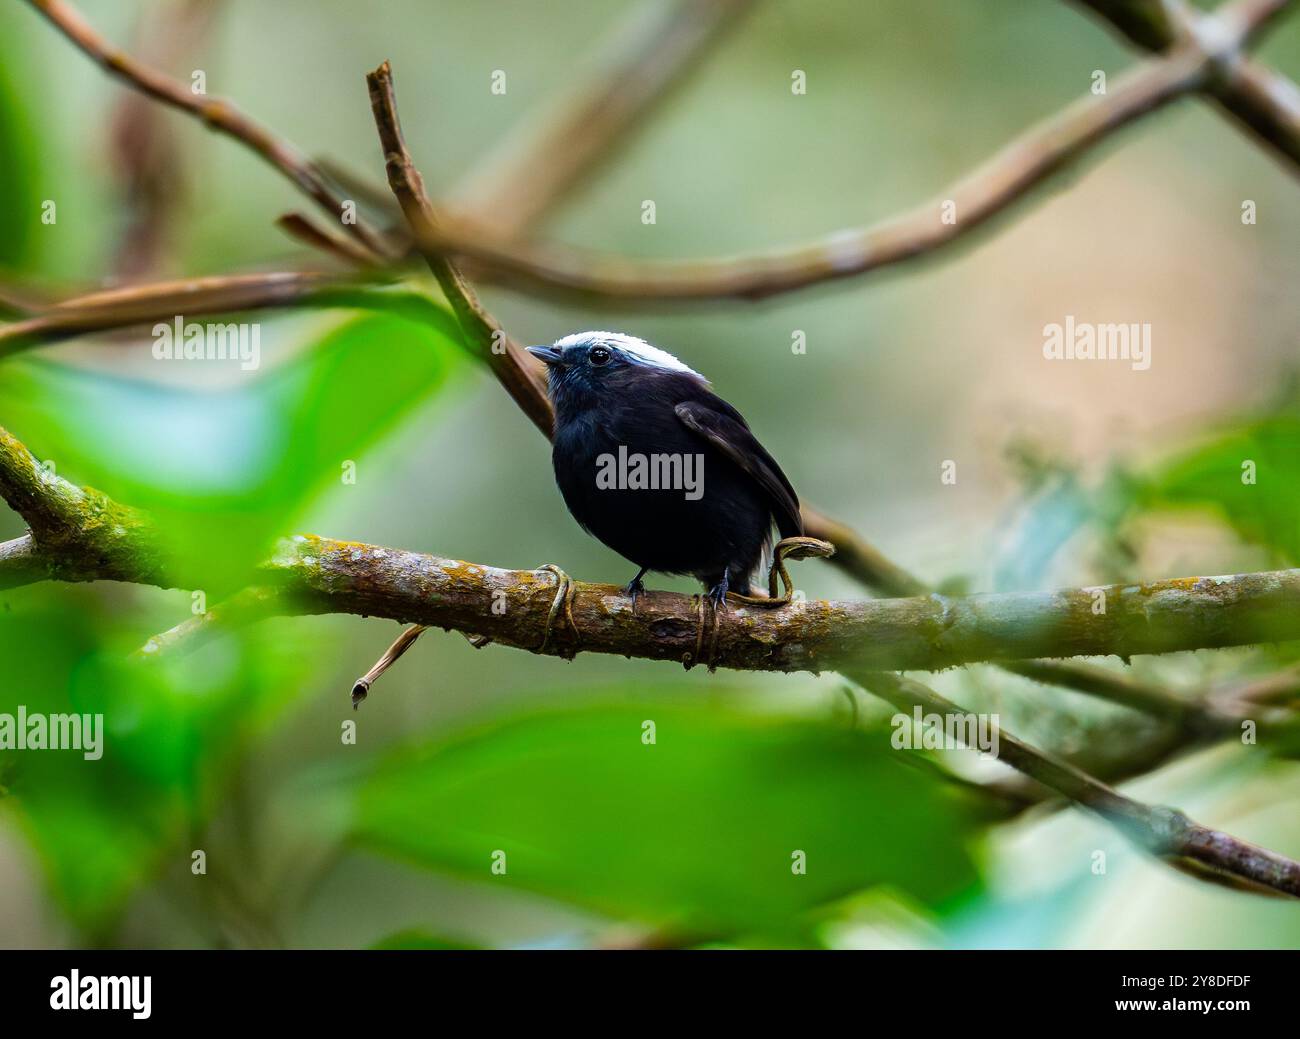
[4,424,1300,897]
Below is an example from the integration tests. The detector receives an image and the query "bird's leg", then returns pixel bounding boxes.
[706,569,730,612]
[624,566,649,613]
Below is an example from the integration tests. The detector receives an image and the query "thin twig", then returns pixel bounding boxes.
[134,586,287,660]
[351,625,427,708]
[275,214,383,269]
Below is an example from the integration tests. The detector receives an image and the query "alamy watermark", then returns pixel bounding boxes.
[50,971,150,1019]
[890,706,1000,758]
[1043,315,1151,371]
[595,445,704,500]
[0,706,103,760]
[152,316,261,371]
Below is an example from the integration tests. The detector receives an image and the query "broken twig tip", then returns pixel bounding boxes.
[351,679,370,709]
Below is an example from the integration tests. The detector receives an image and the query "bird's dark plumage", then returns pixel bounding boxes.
[529,331,802,602]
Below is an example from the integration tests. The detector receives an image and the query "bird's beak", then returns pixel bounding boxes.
[527,345,565,367]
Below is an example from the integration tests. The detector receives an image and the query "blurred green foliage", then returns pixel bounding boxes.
[0,44,37,274]
[346,702,981,939]
[0,309,464,588]
[1141,396,1300,564]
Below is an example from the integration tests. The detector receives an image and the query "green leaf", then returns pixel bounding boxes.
[346,702,981,934]
[1142,406,1300,563]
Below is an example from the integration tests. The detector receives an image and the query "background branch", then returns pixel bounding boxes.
[392,48,1210,301]
[0,272,451,356]
[449,0,757,234]
[1071,0,1300,170]
[857,671,1300,898]
[25,0,390,258]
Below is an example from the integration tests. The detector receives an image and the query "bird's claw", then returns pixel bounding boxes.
[706,581,730,612]
[624,575,645,614]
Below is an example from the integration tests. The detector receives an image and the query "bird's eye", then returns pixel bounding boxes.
[589,346,612,366]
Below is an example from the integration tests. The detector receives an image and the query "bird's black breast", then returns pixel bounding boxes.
[549,368,791,588]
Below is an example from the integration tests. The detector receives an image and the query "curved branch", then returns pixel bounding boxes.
[23,0,390,257]
[393,48,1210,301]
[371,0,1289,303]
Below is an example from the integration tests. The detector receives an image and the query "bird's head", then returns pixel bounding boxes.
[528,332,704,410]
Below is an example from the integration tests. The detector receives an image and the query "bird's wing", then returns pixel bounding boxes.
[674,399,803,538]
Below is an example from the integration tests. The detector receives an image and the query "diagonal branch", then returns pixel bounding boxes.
[23,0,391,258]
[856,671,1300,897]
[275,213,383,269]
[366,61,554,436]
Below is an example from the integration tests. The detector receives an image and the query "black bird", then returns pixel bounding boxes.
[527,331,802,608]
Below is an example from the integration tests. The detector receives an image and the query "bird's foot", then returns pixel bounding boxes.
[707,579,728,613]
[535,563,580,655]
[705,576,731,613]
[624,568,648,614]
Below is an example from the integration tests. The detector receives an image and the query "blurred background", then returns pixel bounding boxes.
[1,0,1298,949]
